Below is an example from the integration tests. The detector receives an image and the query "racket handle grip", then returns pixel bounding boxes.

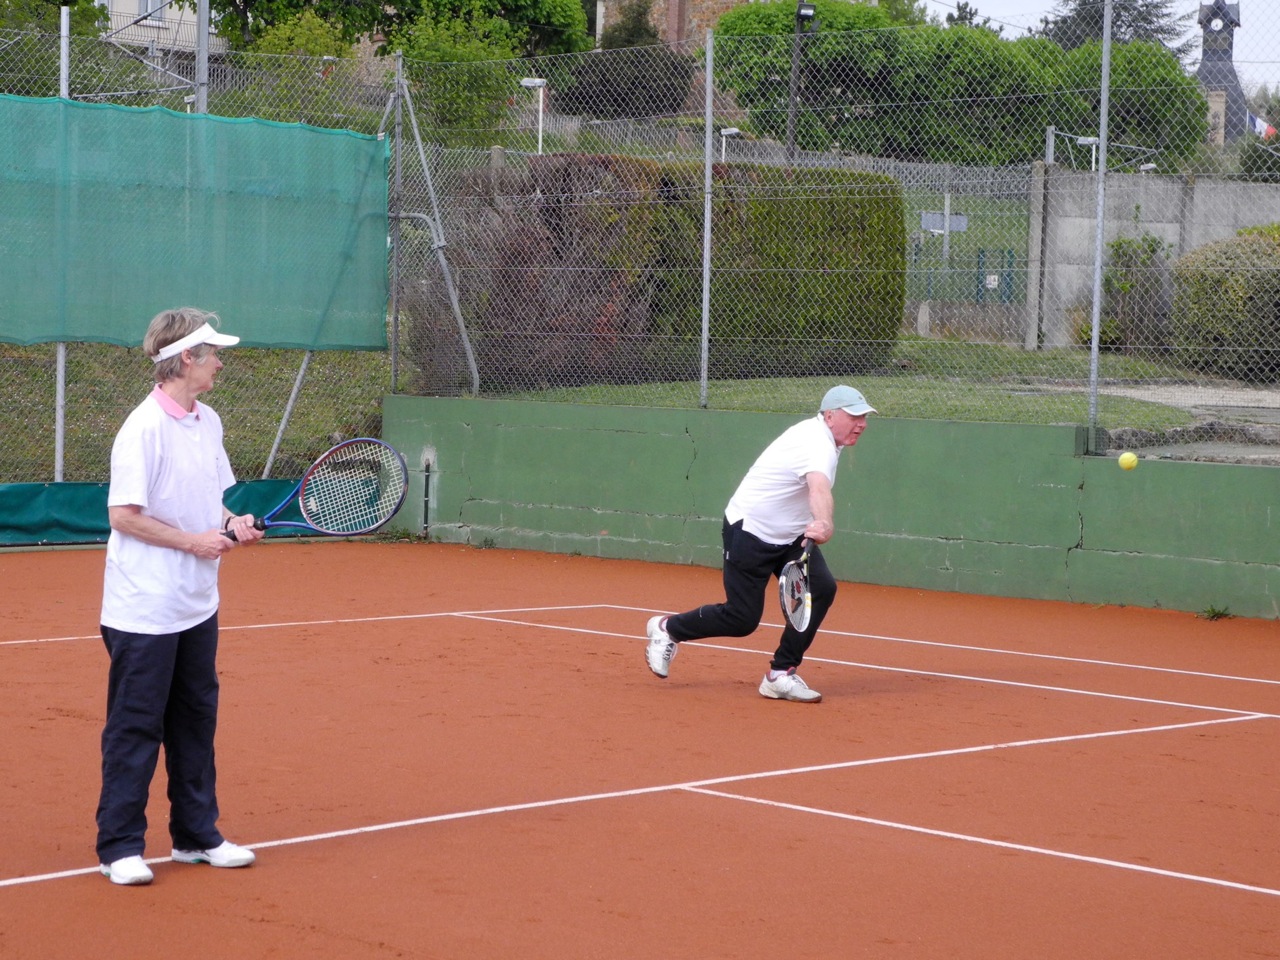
[221,518,266,542]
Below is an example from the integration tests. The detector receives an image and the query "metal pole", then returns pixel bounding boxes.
[537,86,544,155]
[942,188,951,261]
[1086,0,1113,431]
[699,30,715,408]
[55,350,66,483]
[387,54,404,393]
[263,352,311,479]
[56,5,70,483]
[399,82,480,396]
[59,5,69,97]
[785,22,801,161]
[194,0,209,112]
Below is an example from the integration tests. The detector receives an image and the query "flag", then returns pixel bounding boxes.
[1247,111,1277,140]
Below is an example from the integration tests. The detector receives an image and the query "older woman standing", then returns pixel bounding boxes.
[96,307,265,886]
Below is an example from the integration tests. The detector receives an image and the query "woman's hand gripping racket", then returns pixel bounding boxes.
[225,438,408,540]
[778,539,813,631]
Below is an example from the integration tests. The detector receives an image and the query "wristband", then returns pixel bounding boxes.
[223,515,233,531]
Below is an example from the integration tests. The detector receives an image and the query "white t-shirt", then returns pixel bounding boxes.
[725,415,840,545]
[101,388,236,634]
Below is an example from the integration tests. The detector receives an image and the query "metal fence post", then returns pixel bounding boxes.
[1086,0,1115,431]
[699,29,714,409]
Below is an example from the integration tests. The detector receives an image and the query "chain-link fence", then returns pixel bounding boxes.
[3,6,1280,486]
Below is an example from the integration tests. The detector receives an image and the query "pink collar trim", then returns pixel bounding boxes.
[151,385,198,420]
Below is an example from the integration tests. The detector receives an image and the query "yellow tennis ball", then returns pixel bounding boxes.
[1118,452,1138,471]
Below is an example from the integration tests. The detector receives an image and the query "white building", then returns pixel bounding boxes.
[102,0,228,53]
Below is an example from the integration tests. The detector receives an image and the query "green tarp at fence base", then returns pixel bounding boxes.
[0,94,389,350]
[0,479,304,546]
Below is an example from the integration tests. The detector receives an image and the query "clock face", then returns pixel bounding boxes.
[1210,17,1223,31]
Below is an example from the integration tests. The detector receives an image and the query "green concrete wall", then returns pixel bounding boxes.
[383,396,1280,620]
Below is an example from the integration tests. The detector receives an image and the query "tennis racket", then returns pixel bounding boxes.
[225,438,408,540]
[778,539,813,631]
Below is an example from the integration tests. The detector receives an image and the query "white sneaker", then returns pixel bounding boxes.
[172,840,256,868]
[100,855,154,886]
[759,668,822,703]
[645,615,678,679]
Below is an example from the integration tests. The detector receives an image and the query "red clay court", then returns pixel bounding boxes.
[1,540,1276,959]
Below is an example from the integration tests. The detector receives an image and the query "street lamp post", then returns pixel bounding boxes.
[521,77,547,155]
[719,127,740,162]
[785,2,817,162]
[1076,135,1099,172]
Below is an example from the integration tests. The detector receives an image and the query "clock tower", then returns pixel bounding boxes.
[1195,1,1247,142]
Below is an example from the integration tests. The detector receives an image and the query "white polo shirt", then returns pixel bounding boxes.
[101,387,236,634]
[725,415,840,545]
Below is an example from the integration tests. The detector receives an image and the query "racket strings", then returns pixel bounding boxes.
[300,441,407,534]
[781,567,805,614]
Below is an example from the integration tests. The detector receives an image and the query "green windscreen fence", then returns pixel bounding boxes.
[0,94,389,349]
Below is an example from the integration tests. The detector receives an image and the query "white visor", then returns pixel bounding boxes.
[152,323,240,362]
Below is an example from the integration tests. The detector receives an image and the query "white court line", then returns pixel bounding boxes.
[453,609,1280,718]
[445,619,1274,716]
[831,629,1280,688]
[6,609,1277,718]
[0,634,100,646]
[6,601,1276,689]
[6,603,1278,691]
[606,602,1280,688]
[454,618,1278,719]
[793,649,1280,719]
[682,786,1280,899]
[0,605,615,647]
[1,713,1267,890]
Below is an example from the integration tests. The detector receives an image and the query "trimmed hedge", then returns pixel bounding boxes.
[405,154,904,393]
[705,165,905,377]
[1171,230,1280,382]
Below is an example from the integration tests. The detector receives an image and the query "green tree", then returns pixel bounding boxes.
[1054,40,1207,171]
[556,0,695,121]
[199,0,383,48]
[1038,0,1195,58]
[0,0,105,33]
[210,10,363,128]
[715,3,1205,168]
[877,0,928,25]
[196,0,590,55]
[945,1,1000,34]
[385,0,590,56]
[600,0,658,46]
[386,3,524,63]
[888,24,1055,164]
[253,9,352,57]
[717,0,893,36]
[0,0,157,99]
[715,0,896,150]
[717,3,1053,164]
[384,4,524,146]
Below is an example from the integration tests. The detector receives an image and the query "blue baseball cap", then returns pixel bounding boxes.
[820,385,876,416]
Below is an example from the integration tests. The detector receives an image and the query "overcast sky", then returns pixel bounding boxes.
[917,0,1280,94]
